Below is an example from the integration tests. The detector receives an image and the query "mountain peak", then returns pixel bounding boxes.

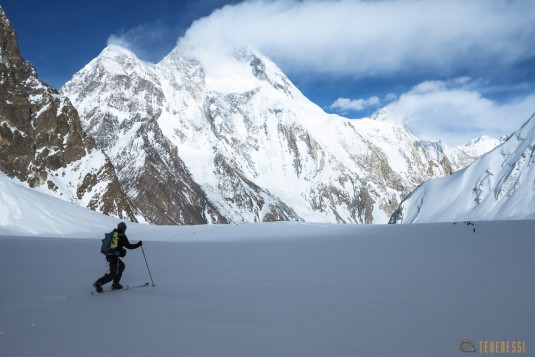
[0,6,21,63]
[93,44,149,71]
[0,6,36,79]
[101,44,138,59]
[234,48,303,99]
[0,7,136,221]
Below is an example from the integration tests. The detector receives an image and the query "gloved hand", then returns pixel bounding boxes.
[138,240,143,247]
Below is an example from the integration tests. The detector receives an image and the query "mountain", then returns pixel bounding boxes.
[0,6,135,221]
[61,44,494,224]
[448,135,502,169]
[390,112,535,223]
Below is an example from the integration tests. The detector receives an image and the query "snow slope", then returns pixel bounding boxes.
[392,113,535,223]
[0,175,533,356]
[0,172,118,236]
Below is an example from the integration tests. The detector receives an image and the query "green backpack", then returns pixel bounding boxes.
[100,231,119,255]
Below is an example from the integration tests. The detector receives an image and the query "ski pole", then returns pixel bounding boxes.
[141,246,155,286]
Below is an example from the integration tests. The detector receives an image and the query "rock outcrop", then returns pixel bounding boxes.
[0,6,136,221]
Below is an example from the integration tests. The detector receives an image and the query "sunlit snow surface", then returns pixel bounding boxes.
[0,173,533,356]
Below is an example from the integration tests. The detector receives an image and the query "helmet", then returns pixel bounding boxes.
[117,222,127,232]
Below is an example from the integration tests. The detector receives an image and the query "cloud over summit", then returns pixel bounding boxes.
[176,0,535,78]
[103,0,535,146]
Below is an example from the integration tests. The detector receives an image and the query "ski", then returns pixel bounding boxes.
[129,282,150,290]
[91,282,149,295]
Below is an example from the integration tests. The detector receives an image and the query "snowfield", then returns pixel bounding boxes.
[1,220,534,357]
[0,173,533,356]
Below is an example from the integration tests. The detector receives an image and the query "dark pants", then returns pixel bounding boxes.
[97,256,125,285]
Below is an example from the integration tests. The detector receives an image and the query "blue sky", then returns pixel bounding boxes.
[2,0,535,145]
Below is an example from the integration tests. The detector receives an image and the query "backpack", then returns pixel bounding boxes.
[100,231,119,255]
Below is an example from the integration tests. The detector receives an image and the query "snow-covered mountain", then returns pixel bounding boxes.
[391,112,535,223]
[61,44,491,224]
[448,135,502,169]
[0,4,499,225]
[0,6,136,221]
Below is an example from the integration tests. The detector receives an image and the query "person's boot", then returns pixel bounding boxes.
[93,280,103,293]
[111,283,124,290]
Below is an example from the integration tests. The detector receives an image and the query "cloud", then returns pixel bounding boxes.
[385,93,398,102]
[176,0,535,78]
[104,0,535,147]
[329,96,380,113]
[381,78,535,145]
[329,92,400,114]
[107,20,177,63]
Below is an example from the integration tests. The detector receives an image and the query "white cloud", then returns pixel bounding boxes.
[385,93,398,102]
[107,21,175,63]
[176,0,535,78]
[330,96,380,112]
[381,78,535,145]
[105,0,535,147]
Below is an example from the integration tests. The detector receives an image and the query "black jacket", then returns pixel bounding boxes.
[110,229,141,257]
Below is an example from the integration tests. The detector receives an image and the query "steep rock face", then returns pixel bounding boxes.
[0,6,136,221]
[390,113,535,223]
[109,118,228,225]
[62,44,492,224]
[213,153,301,222]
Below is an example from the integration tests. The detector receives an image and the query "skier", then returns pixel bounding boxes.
[93,222,142,292]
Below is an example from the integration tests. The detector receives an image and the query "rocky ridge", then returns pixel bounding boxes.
[0,6,136,221]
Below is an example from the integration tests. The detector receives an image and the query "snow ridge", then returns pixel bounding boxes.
[391,112,535,223]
